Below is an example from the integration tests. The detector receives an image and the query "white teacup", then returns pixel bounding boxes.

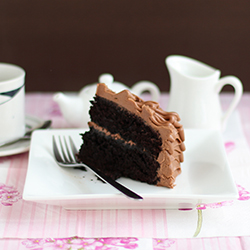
[0,63,26,144]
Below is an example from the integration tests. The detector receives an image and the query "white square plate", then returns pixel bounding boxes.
[23,129,238,210]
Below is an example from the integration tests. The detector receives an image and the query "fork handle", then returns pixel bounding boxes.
[80,163,143,200]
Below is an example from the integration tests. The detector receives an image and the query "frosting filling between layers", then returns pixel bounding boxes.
[88,121,135,146]
[95,83,185,188]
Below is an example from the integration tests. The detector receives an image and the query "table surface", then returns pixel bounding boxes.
[0,92,250,250]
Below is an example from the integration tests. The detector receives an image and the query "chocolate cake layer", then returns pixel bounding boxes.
[89,95,162,157]
[79,126,160,184]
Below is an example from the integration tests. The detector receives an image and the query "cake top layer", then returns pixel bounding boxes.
[96,83,185,144]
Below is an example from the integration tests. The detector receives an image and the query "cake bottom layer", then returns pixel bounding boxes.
[78,127,160,185]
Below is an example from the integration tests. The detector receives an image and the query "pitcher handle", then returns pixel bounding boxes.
[216,76,243,131]
[131,81,160,102]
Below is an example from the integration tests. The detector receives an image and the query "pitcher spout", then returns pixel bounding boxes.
[166,55,220,80]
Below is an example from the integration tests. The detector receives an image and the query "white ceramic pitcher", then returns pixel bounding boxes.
[166,55,243,131]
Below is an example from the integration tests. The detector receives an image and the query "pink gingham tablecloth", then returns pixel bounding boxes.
[0,92,250,250]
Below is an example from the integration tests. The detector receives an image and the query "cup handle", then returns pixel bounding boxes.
[130,81,160,102]
[216,76,243,131]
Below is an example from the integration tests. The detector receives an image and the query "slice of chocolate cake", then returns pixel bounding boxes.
[78,83,185,188]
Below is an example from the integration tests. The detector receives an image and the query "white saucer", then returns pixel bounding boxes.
[0,115,45,157]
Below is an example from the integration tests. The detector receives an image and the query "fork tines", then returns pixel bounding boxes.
[52,135,75,163]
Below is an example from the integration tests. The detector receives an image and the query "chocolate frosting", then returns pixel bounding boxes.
[95,83,185,188]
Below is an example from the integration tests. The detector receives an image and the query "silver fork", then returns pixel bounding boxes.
[52,135,143,200]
